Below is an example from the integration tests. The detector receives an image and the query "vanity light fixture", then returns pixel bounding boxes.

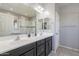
[34,5,44,13]
[37,5,44,11]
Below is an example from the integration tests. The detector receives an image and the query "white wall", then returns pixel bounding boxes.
[54,12,60,51]
[42,3,59,51]
[59,5,79,49]
[44,4,55,34]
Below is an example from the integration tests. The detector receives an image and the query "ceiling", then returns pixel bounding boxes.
[56,3,79,11]
[0,3,55,17]
[56,3,79,13]
[0,3,36,17]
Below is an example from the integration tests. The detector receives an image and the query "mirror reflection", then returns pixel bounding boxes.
[0,3,52,37]
[44,18,50,30]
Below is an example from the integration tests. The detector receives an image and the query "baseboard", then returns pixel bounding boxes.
[59,45,79,52]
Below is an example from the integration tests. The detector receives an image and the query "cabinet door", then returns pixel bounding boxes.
[49,39,52,51]
[23,48,36,56]
[39,52,45,56]
[46,42,49,56]
[37,44,45,56]
[46,37,52,56]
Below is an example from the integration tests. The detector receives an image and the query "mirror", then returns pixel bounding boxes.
[14,19,18,29]
[37,16,51,34]
[0,12,15,36]
[43,18,53,33]
[0,3,52,37]
[38,19,43,30]
[19,16,36,36]
[0,12,36,37]
[0,3,37,37]
[44,18,50,30]
[0,12,36,36]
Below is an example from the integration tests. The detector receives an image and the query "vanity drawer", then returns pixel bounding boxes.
[37,44,45,56]
[36,39,45,46]
[2,42,36,56]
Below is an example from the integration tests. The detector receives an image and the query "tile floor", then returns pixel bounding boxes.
[49,46,79,56]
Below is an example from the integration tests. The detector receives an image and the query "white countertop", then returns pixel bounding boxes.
[0,33,54,54]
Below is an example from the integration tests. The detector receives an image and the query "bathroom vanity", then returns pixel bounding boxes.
[0,4,55,56]
[0,36,53,56]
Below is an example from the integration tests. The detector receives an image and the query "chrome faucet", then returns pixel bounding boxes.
[15,36,20,40]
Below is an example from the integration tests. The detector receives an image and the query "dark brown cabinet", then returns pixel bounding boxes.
[0,36,53,56]
[36,39,45,56]
[45,36,52,56]
[0,42,36,56]
[36,36,52,56]
[22,48,36,56]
